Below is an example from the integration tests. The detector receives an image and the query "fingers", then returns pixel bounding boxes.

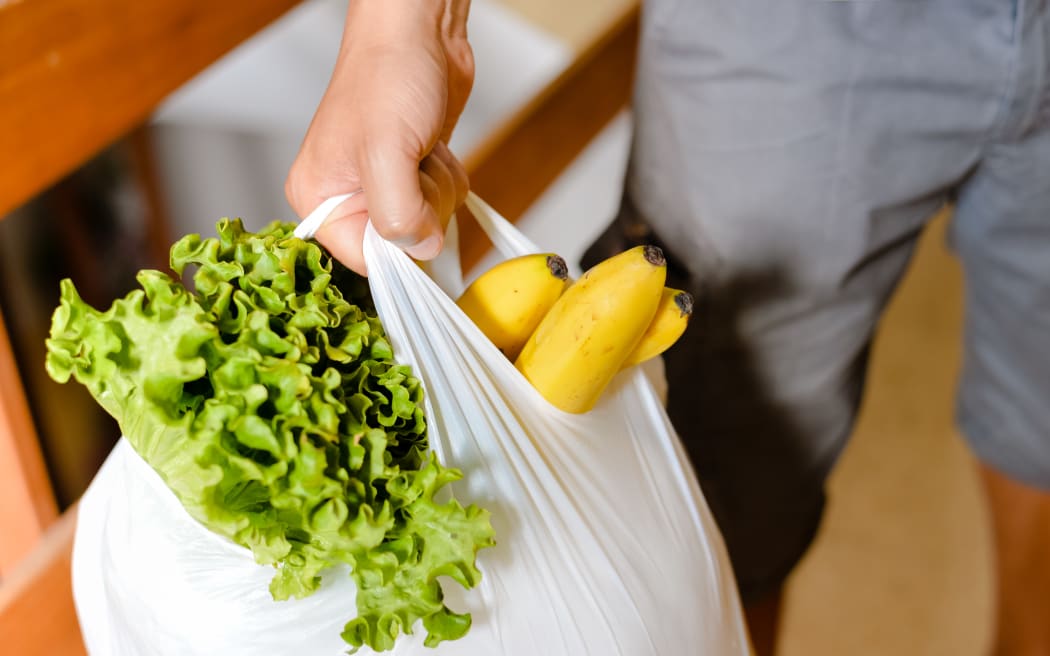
[444,0,471,39]
[314,210,371,276]
[418,143,469,237]
[430,141,470,212]
[441,0,475,139]
[286,150,372,275]
[358,133,443,261]
[289,139,469,275]
[419,154,457,231]
[441,38,474,140]
[362,140,468,262]
[419,157,449,223]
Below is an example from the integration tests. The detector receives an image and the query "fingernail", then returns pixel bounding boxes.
[405,234,442,261]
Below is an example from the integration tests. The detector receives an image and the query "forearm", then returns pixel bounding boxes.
[342,0,469,47]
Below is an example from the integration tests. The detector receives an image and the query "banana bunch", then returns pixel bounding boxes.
[456,245,693,413]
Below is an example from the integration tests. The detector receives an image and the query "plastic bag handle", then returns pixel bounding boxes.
[293,189,363,240]
[461,192,542,260]
[295,190,541,259]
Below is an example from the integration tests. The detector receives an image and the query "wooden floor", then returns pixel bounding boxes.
[497,2,995,653]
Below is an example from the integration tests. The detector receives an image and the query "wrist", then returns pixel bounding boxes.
[345,0,447,43]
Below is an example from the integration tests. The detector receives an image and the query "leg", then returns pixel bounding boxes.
[980,464,1050,655]
[601,0,1012,651]
[951,64,1050,649]
[743,589,783,656]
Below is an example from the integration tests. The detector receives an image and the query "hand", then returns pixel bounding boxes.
[286,0,473,275]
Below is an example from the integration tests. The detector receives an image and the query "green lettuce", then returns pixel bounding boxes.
[45,219,494,652]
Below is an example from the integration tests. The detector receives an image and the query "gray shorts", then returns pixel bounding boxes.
[582,0,1050,601]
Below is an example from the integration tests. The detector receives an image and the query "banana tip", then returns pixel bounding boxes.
[546,255,569,280]
[674,291,694,317]
[643,245,665,267]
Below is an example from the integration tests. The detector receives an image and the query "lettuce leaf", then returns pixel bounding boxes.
[45,219,494,652]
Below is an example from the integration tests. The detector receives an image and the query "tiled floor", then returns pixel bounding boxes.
[500,2,996,654]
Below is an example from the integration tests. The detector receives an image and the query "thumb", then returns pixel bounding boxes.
[358,136,443,260]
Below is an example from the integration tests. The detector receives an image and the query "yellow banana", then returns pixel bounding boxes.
[456,253,570,360]
[515,245,667,413]
[620,287,694,368]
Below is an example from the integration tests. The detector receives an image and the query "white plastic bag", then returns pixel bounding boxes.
[72,193,750,655]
